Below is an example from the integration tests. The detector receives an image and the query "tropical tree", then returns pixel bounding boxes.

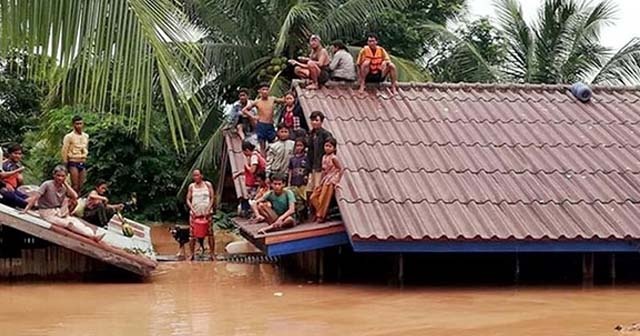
[430,0,640,86]
[0,0,206,149]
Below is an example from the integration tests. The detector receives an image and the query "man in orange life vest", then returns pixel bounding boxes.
[357,33,398,94]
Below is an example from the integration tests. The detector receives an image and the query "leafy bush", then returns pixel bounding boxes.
[23,106,189,221]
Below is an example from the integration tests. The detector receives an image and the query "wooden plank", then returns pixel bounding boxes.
[265,225,346,245]
[0,211,153,276]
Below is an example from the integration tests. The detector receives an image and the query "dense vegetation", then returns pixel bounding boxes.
[0,0,638,221]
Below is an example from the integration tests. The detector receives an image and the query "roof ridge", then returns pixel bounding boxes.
[292,79,640,93]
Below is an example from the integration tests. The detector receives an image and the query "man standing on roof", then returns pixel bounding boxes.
[242,83,285,157]
[62,115,89,193]
[357,33,398,94]
[289,35,330,90]
[227,88,256,140]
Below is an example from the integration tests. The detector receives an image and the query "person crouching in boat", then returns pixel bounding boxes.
[82,179,125,228]
[186,169,215,260]
[21,165,106,242]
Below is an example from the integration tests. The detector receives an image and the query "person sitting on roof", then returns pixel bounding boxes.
[0,144,29,209]
[249,171,270,218]
[309,137,343,223]
[357,33,398,94]
[227,88,256,140]
[22,165,106,242]
[329,40,356,82]
[253,173,297,234]
[233,141,266,217]
[277,91,308,137]
[288,35,330,90]
[82,179,125,228]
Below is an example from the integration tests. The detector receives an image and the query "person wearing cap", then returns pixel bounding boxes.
[357,33,398,93]
[288,35,330,90]
[329,40,356,82]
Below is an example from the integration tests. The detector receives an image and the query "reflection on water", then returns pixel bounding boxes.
[1,227,639,335]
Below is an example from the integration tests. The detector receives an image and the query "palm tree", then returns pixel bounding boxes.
[0,0,205,149]
[180,0,431,189]
[430,0,640,86]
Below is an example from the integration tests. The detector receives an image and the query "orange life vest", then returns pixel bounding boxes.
[361,46,386,74]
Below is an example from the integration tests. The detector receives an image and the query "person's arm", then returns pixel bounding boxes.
[275,191,296,224]
[329,52,341,71]
[265,145,275,178]
[88,190,109,204]
[64,181,78,200]
[21,193,40,214]
[206,182,215,213]
[0,166,24,179]
[318,49,330,67]
[242,101,257,118]
[382,48,391,63]
[288,159,293,186]
[356,48,366,66]
[185,184,193,213]
[273,96,286,104]
[332,155,344,184]
[61,134,70,163]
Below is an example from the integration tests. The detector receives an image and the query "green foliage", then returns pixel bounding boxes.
[364,0,465,60]
[429,18,506,83]
[0,75,42,145]
[0,0,205,149]
[23,106,188,221]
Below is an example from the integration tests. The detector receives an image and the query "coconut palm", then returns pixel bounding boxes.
[0,0,205,149]
[430,0,640,86]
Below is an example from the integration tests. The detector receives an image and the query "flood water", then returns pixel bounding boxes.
[1,228,639,336]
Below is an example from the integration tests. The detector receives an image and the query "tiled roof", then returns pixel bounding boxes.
[296,82,640,241]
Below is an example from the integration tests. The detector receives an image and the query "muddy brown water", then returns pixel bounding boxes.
[0,227,639,336]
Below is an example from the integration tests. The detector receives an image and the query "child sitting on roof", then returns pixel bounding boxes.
[309,137,343,223]
[253,173,297,234]
[288,137,309,221]
[249,171,270,218]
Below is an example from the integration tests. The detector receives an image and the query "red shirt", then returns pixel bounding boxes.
[244,152,265,187]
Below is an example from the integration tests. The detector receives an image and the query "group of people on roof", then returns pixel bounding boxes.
[288,33,398,93]
[228,87,343,234]
[0,116,132,242]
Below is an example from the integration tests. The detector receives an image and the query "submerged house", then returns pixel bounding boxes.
[227,82,640,279]
[0,204,157,280]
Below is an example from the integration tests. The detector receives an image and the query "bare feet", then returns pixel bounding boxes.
[306,83,319,90]
[358,86,366,94]
[315,217,326,224]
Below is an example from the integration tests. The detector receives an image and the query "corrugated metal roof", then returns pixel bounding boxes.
[296,83,640,241]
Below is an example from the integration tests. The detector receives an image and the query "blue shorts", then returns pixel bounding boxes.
[256,122,275,142]
[67,161,87,171]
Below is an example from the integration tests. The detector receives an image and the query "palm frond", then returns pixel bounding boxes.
[314,0,409,42]
[274,1,321,56]
[494,0,535,82]
[423,22,501,83]
[178,122,225,196]
[0,0,205,150]
[591,37,640,86]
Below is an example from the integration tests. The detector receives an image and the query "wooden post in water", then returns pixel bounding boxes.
[610,253,616,284]
[582,252,594,286]
[397,253,404,288]
[514,253,521,284]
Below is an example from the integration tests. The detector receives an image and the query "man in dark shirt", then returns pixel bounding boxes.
[306,111,333,197]
[0,144,28,208]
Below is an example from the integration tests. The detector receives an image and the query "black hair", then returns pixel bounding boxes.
[241,141,255,151]
[309,111,325,121]
[7,143,22,154]
[238,88,249,95]
[95,179,108,188]
[294,129,307,139]
[72,115,83,123]
[325,137,338,153]
[258,82,270,89]
[271,173,286,183]
[294,137,307,147]
[255,171,266,180]
[284,91,295,98]
[276,122,289,131]
[367,33,379,41]
[332,40,347,51]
